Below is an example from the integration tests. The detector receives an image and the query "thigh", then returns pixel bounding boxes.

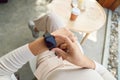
[47,69,104,80]
[46,12,65,32]
[34,14,48,31]
[35,12,65,32]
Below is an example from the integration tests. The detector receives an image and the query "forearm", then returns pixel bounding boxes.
[29,37,48,56]
[78,57,116,80]
[0,44,34,75]
[78,56,116,80]
[0,37,48,76]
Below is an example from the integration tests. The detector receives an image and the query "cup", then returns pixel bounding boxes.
[78,0,85,11]
[70,8,80,21]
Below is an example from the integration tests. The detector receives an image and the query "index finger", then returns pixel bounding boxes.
[54,35,73,47]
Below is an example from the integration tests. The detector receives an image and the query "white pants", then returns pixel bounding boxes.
[35,50,104,80]
[34,12,65,33]
[33,50,116,80]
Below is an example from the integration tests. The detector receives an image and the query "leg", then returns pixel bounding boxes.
[47,69,104,80]
[34,12,65,33]
[28,12,65,38]
[35,50,64,80]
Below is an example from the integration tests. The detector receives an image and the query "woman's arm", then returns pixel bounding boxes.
[0,44,35,75]
[0,28,74,76]
[0,37,48,75]
[52,36,95,69]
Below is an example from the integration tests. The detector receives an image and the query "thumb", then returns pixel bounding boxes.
[52,48,68,60]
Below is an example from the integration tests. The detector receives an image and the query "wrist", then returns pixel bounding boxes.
[43,32,57,50]
[78,55,96,69]
[29,37,48,56]
[90,60,96,70]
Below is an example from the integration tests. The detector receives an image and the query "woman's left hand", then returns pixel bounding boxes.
[51,28,75,47]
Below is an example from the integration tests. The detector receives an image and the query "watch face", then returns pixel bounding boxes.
[44,32,56,50]
[46,36,56,49]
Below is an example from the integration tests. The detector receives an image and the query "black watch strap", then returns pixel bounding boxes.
[43,32,56,50]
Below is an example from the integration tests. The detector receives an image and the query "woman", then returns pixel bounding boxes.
[0,27,116,80]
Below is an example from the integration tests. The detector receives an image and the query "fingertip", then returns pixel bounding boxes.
[51,48,61,53]
[51,48,58,53]
[51,48,58,50]
[51,48,55,52]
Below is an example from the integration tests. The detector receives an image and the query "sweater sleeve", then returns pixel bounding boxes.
[94,61,116,80]
[0,44,35,76]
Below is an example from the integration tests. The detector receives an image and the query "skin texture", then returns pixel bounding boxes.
[29,28,75,55]
[29,27,95,69]
[52,35,95,69]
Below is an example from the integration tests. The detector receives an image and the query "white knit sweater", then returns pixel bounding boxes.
[0,44,35,80]
[0,44,116,80]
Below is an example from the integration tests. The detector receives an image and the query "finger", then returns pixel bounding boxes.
[54,34,65,47]
[52,48,68,60]
[56,52,61,58]
[64,28,76,42]
[54,34,76,43]
[54,35,73,47]
[59,43,67,50]
[68,34,76,42]
[68,35,75,42]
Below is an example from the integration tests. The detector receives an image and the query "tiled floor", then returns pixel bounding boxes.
[0,0,106,80]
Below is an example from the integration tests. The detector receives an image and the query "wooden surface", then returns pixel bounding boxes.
[97,0,120,11]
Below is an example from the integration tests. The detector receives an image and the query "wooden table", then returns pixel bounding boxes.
[47,0,106,44]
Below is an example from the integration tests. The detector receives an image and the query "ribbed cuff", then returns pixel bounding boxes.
[20,44,35,61]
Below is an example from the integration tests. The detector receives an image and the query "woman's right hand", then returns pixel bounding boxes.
[51,28,75,46]
[52,35,95,69]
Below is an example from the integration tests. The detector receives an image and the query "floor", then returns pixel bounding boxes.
[0,0,106,80]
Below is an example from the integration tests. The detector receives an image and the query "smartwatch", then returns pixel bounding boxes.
[43,32,57,50]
